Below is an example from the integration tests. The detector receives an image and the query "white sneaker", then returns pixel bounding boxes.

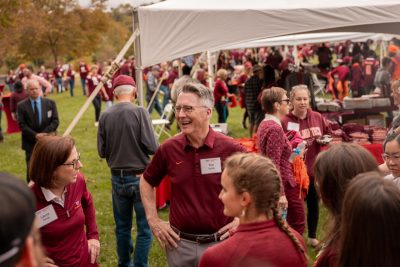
[94,122,99,127]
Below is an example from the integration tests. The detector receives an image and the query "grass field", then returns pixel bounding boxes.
[0,86,326,266]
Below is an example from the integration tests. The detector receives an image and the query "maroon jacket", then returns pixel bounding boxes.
[213,79,228,105]
[282,109,331,179]
[10,91,28,113]
[31,173,99,267]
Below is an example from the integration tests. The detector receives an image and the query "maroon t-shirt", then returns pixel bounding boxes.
[331,65,350,81]
[53,66,64,79]
[199,220,307,267]
[282,109,331,179]
[362,57,379,87]
[143,128,246,234]
[213,79,228,105]
[79,64,89,79]
[103,79,114,101]
[37,71,50,81]
[86,74,102,96]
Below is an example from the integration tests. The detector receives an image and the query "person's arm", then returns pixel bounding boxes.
[80,175,100,264]
[140,109,159,155]
[37,76,52,96]
[140,176,179,249]
[100,86,109,100]
[97,116,106,158]
[42,101,59,133]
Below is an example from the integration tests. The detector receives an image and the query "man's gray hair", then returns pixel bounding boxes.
[26,79,39,89]
[114,85,134,96]
[180,83,214,108]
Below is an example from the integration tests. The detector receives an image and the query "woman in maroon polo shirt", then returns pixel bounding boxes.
[214,68,229,123]
[281,85,331,248]
[313,143,377,267]
[257,87,305,235]
[29,136,100,267]
[199,153,307,267]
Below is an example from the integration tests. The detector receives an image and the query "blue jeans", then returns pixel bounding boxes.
[111,174,152,267]
[55,77,63,93]
[160,85,170,109]
[69,79,75,96]
[81,77,86,96]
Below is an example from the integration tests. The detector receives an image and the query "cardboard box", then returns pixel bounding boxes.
[367,114,386,128]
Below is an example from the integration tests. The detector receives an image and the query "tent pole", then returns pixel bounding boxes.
[133,9,144,107]
[63,29,139,137]
[207,51,214,89]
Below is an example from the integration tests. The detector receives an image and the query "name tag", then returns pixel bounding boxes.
[36,204,58,228]
[287,122,300,132]
[200,158,222,175]
[47,110,52,118]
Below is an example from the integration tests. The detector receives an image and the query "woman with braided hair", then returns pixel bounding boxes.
[199,153,307,267]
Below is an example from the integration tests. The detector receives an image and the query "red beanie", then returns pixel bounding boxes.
[113,75,136,90]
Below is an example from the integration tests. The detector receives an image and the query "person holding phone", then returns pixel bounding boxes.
[281,84,331,247]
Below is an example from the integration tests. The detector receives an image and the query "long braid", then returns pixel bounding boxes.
[272,206,309,262]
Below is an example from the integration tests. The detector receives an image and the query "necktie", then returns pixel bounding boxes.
[34,101,40,127]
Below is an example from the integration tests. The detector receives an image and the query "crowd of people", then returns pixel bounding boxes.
[3,38,400,267]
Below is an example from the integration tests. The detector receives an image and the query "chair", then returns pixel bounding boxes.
[152,103,173,139]
[311,73,326,96]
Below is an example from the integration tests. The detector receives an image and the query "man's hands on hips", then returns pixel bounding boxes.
[218,217,239,240]
[149,218,180,250]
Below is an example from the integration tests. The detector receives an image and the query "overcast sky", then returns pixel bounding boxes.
[78,0,157,8]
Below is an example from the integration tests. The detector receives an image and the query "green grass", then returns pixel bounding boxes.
[0,86,326,266]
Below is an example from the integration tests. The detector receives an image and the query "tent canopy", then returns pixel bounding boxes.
[137,0,400,67]
[216,32,395,51]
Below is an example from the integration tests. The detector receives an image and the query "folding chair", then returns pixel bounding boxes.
[311,73,326,96]
[152,103,173,139]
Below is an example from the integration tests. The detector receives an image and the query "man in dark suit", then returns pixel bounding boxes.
[17,79,59,181]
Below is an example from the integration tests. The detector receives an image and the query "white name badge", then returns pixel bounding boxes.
[36,204,58,228]
[287,122,300,132]
[200,158,222,175]
[47,110,52,118]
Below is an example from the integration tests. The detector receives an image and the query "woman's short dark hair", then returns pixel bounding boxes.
[29,136,75,188]
[261,87,287,114]
[313,143,378,247]
[338,171,400,267]
[13,81,24,93]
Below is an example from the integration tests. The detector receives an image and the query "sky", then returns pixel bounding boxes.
[78,0,157,9]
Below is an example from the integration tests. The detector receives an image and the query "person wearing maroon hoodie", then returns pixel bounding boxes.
[282,85,331,248]
[257,87,305,235]
[199,153,307,267]
[350,55,365,97]
[29,136,100,267]
[79,61,90,96]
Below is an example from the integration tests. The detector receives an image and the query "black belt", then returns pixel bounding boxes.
[111,169,144,176]
[171,225,220,244]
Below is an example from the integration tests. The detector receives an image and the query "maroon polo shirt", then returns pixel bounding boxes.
[143,128,246,234]
[79,63,89,79]
[86,75,102,96]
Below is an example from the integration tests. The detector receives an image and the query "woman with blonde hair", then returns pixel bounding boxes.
[214,68,230,123]
[281,84,331,247]
[257,87,305,234]
[199,153,307,267]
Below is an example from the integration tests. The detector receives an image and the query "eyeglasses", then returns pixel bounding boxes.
[382,153,400,162]
[280,99,290,104]
[62,153,81,169]
[174,105,207,114]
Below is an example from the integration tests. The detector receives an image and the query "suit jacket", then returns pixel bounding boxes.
[17,97,59,151]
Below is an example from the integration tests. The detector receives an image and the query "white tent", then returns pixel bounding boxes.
[216,32,396,51]
[137,0,400,67]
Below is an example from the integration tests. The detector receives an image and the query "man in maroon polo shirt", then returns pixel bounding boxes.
[79,61,90,96]
[140,83,246,267]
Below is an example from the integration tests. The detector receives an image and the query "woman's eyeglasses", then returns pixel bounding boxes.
[62,153,81,169]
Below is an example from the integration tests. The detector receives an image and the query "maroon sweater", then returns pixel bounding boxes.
[257,119,296,193]
[10,91,28,113]
[282,109,331,179]
[31,173,99,267]
[199,220,307,267]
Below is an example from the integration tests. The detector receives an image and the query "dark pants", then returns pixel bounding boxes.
[69,79,75,97]
[215,102,228,123]
[285,182,306,235]
[306,181,319,238]
[25,150,33,182]
[92,95,102,122]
